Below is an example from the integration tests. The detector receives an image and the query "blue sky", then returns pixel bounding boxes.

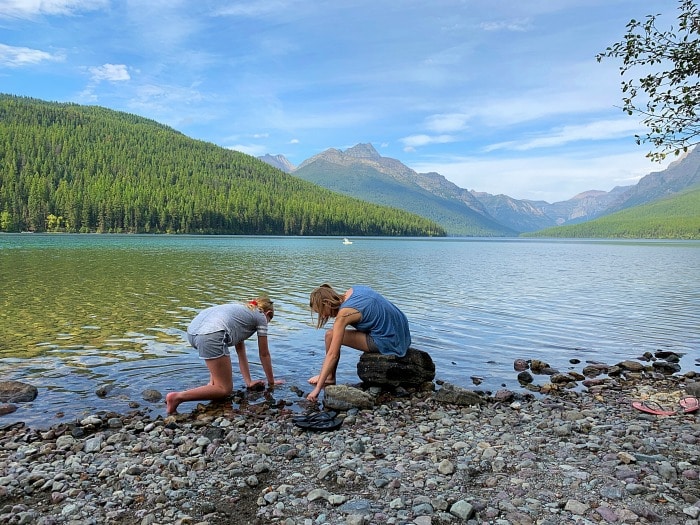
[0,0,680,202]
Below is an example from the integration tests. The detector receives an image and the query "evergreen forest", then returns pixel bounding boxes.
[0,95,445,236]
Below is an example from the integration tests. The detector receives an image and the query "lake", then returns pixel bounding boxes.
[1,234,698,427]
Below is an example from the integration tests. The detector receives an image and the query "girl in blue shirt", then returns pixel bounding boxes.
[307,283,411,402]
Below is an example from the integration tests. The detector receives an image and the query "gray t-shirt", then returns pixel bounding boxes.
[187,303,268,345]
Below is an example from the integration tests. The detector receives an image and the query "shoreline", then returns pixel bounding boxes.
[1,355,699,524]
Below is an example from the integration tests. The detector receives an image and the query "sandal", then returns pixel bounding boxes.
[631,400,676,416]
[292,410,342,431]
[679,396,699,413]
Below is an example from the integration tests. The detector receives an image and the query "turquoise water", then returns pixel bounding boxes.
[1,234,699,426]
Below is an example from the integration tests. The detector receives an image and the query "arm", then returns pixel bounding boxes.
[257,335,282,386]
[234,341,255,388]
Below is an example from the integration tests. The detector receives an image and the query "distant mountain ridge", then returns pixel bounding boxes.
[605,149,700,212]
[259,144,700,236]
[524,186,700,239]
[289,144,514,236]
[257,154,295,173]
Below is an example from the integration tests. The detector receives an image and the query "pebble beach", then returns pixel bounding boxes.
[1,355,699,525]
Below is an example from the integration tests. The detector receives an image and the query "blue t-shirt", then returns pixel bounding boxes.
[187,303,267,345]
[341,285,411,357]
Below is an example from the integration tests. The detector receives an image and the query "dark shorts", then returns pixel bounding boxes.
[187,331,230,360]
[365,334,379,353]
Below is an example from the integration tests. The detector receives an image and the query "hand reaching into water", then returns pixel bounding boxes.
[306,385,322,402]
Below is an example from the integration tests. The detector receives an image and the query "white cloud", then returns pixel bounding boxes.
[479,18,532,32]
[88,63,130,82]
[0,43,63,67]
[213,0,301,18]
[228,144,268,156]
[214,4,269,17]
[0,0,107,19]
[400,134,455,149]
[126,83,205,118]
[485,118,645,152]
[416,58,624,137]
[425,113,470,134]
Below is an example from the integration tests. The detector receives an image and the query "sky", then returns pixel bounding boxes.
[0,0,682,202]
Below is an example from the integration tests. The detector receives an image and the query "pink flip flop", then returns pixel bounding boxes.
[631,400,676,416]
[679,396,699,413]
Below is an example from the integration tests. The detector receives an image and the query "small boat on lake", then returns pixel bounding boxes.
[342,238,353,245]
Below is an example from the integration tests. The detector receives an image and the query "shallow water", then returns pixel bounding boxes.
[1,234,698,426]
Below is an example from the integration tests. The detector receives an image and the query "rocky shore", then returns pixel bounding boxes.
[1,354,699,525]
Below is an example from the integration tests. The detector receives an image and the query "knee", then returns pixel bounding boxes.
[324,329,334,347]
[214,381,233,397]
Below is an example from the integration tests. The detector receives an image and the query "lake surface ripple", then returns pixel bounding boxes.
[1,234,698,426]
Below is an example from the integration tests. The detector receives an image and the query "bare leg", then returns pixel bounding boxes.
[308,329,370,385]
[166,355,233,414]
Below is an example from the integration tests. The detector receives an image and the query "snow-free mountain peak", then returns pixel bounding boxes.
[343,143,381,160]
[257,154,296,173]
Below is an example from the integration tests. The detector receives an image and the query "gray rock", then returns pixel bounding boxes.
[142,389,163,402]
[0,403,17,415]
[617,360,644,372]
[307,488,330,502]
[564,499,589,515]
[652,361,681,374]
[95,384,114,398]
[432,382,485,406]
[84,436,103,453]
[450,500,474,519]
[0,381,38,403]
[338,499,373,512]
[517,371,534,384]
[686,381,700,398]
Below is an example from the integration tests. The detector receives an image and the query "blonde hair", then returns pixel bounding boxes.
[309,283,343,328]
[247,296,274,320]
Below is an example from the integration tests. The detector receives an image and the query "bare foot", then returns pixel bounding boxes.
[307,375,336,386]
[165,392,181,415]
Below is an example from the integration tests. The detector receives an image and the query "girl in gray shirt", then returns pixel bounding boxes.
[166,297,282,414]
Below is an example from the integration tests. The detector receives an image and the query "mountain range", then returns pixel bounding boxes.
[4,94,694,238]
[259,144,700,236]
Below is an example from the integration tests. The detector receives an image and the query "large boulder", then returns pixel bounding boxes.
[0,380,38,403]
[357,347,435,387]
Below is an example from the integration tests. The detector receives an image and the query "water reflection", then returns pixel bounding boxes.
[1,234,699,426]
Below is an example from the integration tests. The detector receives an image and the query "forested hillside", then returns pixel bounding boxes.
[0,95,445,236]
[523,187,700,239]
